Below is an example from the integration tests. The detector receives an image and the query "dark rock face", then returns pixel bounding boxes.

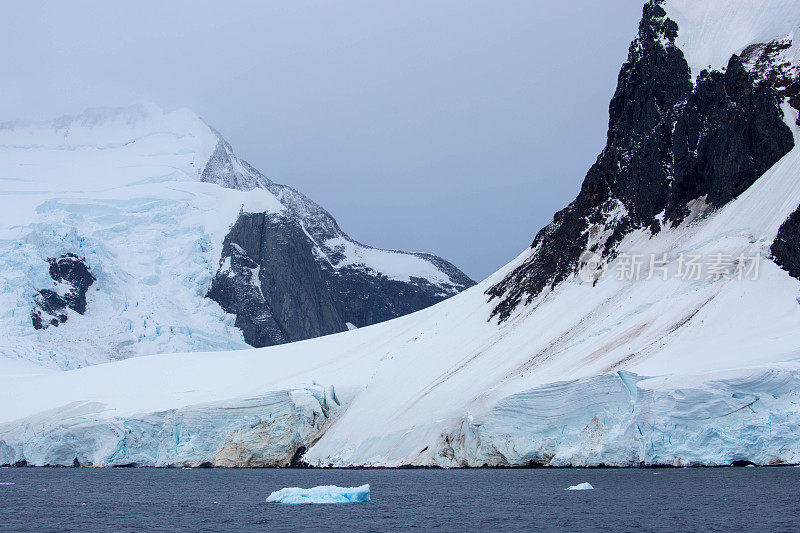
[320,266,456,329]
[31,253,96,330]
[487,0,795,321]
[208,212,346,346]
[199,99,474,348]
[772,207,800,280]
[208,209,474,347]
[318,249,473,330]
[207,208,474,347]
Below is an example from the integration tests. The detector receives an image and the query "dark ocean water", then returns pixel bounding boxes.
[0,466,798,532]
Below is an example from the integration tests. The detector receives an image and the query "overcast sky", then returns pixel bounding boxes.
[1,1,644,280]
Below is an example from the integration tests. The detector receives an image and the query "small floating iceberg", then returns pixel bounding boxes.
[565,482,594,491]
[266,484,370,504]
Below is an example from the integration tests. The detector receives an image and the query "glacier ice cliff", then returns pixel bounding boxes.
[2,366,799,468]
[0,387,338,467]
[427,367,800,467]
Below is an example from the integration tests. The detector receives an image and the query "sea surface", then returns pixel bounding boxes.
[0,466,798,532]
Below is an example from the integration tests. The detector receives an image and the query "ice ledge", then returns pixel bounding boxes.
[0,387,336,467]
[307,364,800,467]
[4,364,799,468]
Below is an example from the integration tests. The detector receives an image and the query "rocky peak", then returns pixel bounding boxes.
[200,131,274,191]
[487,0,795,321]
[198,118,475,348]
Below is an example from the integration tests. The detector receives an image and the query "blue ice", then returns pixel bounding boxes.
[266,484,370,504]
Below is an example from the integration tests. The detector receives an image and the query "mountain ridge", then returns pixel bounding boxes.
[0,102,474,365]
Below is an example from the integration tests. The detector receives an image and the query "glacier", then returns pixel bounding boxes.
[266,484,371,505]
[2,0,800,468]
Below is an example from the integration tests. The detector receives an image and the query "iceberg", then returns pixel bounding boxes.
[565,483,594,491]
[266,484,370,504]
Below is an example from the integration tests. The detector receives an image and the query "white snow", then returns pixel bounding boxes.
[665,0,800,78]
[321,235,455,286]
[565,483,594,491]
[0,180,269,368]
[0,357,54,378]
[266,484,370,504]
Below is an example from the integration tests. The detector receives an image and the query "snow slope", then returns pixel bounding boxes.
[0,104,470,368]
[665,0,800,77]
[2,1,800,467]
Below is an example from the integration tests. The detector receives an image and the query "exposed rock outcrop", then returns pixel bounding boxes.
[772,207,800,280]
[207,212,345,346]
[319,261,466,329]
[31,253,96,330]
[208,208,475,347]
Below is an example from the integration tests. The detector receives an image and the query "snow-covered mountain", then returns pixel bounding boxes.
[0,104,473,368]
[3,0,800,467]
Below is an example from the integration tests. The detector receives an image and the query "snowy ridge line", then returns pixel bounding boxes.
[0,131,198,151]
[0,105,217,165]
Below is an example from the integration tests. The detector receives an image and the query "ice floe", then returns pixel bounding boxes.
[266,484,370,504]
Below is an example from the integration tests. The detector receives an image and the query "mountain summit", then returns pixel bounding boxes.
[0,104,473,367]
